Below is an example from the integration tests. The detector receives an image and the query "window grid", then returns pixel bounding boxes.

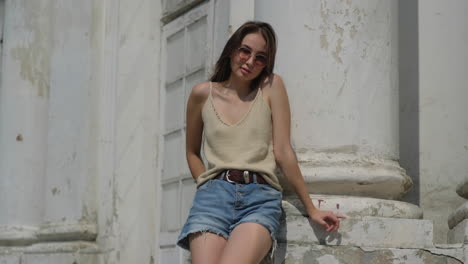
[161,7,209,233]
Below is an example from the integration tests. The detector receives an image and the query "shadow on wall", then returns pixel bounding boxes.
[398,0,420,206]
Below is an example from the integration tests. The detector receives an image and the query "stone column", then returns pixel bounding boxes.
[0,0,51,245]
[39,0,97,243]
[255,0,432,252]
[0,0,97,249]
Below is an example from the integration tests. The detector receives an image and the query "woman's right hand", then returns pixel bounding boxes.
[309,208,346,232]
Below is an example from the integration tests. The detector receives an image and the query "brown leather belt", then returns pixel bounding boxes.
[217,169,268,184]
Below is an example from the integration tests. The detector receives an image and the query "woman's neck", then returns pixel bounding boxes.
[223,75,253,98]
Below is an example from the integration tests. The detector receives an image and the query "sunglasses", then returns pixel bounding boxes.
[237,46,268,67]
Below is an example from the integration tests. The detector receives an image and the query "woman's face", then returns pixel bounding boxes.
[230,32,268,81]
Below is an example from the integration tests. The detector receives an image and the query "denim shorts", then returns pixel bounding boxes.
[177,178,283,251]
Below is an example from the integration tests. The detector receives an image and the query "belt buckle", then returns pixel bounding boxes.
[225,170,236,183]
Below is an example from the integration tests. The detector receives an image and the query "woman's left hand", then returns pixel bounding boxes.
[309,209,346,232]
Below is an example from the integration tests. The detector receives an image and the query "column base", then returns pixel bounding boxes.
[0,241,99,264]
[283,151,413,199]
[0,223,96,246]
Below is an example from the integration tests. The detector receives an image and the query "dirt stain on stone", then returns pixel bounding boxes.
[332,38,344,64]
[51,187,60,195]
[10,1,51,97]
[320,34,329,50]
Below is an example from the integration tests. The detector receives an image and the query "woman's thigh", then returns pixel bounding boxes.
[189,232,228,264]
[219,222,272,264]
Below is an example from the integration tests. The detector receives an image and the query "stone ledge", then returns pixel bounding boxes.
[278,216,434,249]
[0,223,97,246]
[273,244,465,264]
[0,241,100,264]
[0,241,99,254]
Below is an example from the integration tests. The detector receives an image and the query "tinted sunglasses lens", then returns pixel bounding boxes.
[255,56,267,66]
[238,47,251,60]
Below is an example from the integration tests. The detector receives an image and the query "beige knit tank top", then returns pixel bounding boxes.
[196,82,282,191]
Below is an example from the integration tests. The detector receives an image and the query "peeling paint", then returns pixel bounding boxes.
[11,43,50,97]
[332,38,343,64]
[317,144,359,154]
[10,1,51,97]
[320,34,328,50]
[304,24,314,31]
[337,68,348,96]
[350,25,357,39]
[361,47,368,59]
[334,23,344,37]
[320,0,329,22]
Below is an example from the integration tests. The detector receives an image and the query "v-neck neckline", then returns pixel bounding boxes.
[209,82,261,127]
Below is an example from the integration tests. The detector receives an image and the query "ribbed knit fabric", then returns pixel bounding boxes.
[196,82,282,191]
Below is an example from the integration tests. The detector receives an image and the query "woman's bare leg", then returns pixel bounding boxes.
[189,232,228,264]
[219,223,272,264]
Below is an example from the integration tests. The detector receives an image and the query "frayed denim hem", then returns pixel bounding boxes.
[177,227,229,251]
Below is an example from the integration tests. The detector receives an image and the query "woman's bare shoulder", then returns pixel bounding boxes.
[190,81,211,104]
[260,73,286,96]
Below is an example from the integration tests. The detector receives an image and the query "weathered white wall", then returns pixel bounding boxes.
[0,0,52,230]
[419,0,468,243]
[212,0,229,65]
[0,0,162,262]
[95,0,162,262]
[112,0,161,262]
[1,0,467,262]
[0,0,97,259]
[44,0,96,232]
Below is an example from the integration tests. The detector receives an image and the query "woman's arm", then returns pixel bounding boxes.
[185,82,210,181]
[268,74,345,232]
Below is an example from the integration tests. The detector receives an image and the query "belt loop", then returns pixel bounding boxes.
[218,170,227,180]
[253,173,257,184]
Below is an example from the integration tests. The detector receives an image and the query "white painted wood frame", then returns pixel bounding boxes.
[158,2,214,263]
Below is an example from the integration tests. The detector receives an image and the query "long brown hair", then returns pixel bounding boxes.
[210,21,277,90]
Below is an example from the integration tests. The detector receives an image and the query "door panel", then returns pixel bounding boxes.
[159,2,212,263]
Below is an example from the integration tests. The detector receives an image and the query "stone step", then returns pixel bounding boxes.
[273,244,465,264]
[0,242,99,264]
[278,215,435,249]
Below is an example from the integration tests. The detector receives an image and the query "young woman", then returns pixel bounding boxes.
[177,21,345,264]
